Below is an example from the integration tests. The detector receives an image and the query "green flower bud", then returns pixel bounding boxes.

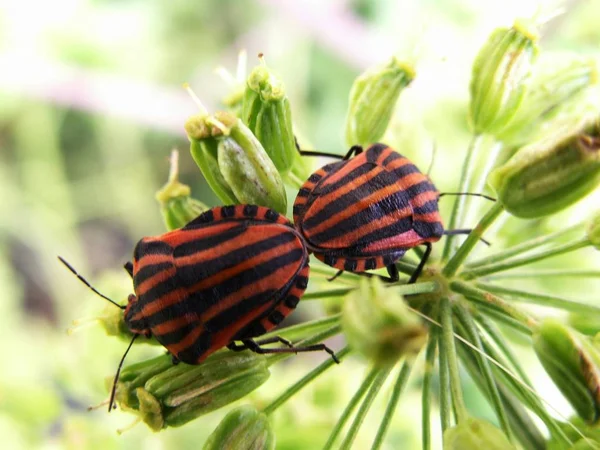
[186,113,239,205]
[341,278,427,366]
[242,59,296,173]
[497,57,598,146]
[489,117,600,218]
[111,351,270,431]
[533,319,600,423]
[587,210,600,250]
[185,110,287,213]
[345,57,415,147]
[155,150,208,230]
[469,21,539,136]
[443,417,515,449]
[217,114,287,213]
[203,405,275,450]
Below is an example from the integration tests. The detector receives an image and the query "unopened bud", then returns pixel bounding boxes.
[443,417,515,449]
[533,319,600,423]
[498,56,598,146]
[341,278,427,366]
[242,59,296,174]
[489,117,600,218]
[345,57,415,147]
[155,150,208,230]
[111,351,270,431]
[469,21,539,136]
[203,405,275,450]
[218,115,287,213]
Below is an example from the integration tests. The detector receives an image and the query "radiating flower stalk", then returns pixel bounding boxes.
[71,19,600,450]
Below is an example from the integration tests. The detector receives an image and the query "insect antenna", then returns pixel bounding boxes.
[108,334,139,412]
[443,229,491,246]
[439,192,496,201]
[58,256,126,310]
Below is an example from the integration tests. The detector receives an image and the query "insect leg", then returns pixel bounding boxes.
[408,243,432,284]
[295,137,363,161]
[227,336,293,351]
[240,338,340,363]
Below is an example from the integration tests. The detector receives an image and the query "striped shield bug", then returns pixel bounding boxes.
[294,143,491,283]
[60,205,338,411]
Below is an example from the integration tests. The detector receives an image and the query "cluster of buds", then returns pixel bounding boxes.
[443,417,515,449]
[203,405,274,450]
[111,351,270,431]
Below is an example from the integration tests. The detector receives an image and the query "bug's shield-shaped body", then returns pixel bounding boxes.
[293,143,444,272]
[124,205,309,365]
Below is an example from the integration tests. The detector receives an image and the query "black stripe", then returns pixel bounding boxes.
[413,220,444,240]
[205,289,277,335]
[268,310,285,325]
[243,205,258,217]
[306,194,413,247]
[184,209,214,228]
[413,199,440,215]
[233,321,267,340]
[173,330,213,364]
[133,239,172,262]
[365,144,390,162]
[144,247,305,327]
[312,161,376,198]
[174,224,247,257]
[153,320,199,344]
[381,149,403,166]
[285,295,300,308]
[221,205,235,217]
[134,262,173,286]
[308,173,322,183]
[265,209,279,222]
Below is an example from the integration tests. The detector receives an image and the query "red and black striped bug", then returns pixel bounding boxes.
[60,205,338,411]
[294,143,487,283]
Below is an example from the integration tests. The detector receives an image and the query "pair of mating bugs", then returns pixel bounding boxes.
[61,143,486,411]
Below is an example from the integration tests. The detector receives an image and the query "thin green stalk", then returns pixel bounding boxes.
[450,280,537,330]
[371,361,413,450]
[303,289,354,300]
[454,303,512,441]
[339,366,393,450]
[473,304,534,335]
[262,346,352,415]
[443,202,505,277]
[461,237,591,279]
[421,330,438,450]
[322,366,381,450]
[474,313,533,386]
[261,314,341,342]
[475,282,600,315]
[442,134,484,261]
[390,281,439,296]
[456,345,546,450]
[440,297,468,423]
[438,332,452,432]
[487,269,600,279]
[466,222,585,268]
[265,324,342,366]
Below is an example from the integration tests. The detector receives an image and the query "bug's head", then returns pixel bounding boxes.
[123,293,149,335]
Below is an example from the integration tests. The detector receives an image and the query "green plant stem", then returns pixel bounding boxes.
[443,202,505,277]
[265,324,341,366]
[438,336,452,433]
[475,282,600,315]
[450,280,537,330]
[339,366,393,450]
[487,269,600,279]
[461,237,591,279]
[474,313,533,386]
[262,346,352,415]
[474,304,534,335]
[371,361,413,450]
[322,366,382,450]
[454,303,512,441]
[442,134,484,261]
[466,222,585,268]
[421,330,438,450]
[303,289,354,300]
[440,297,468,423]
[389,281,439,296]
[261,314,340,343]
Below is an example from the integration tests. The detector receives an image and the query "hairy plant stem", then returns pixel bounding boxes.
[475,282,600,315]
[442,134,484,261]
[461,237,591,279]
[421,330,438,450]
[440,297,468,423]
[322,366,382,450]
[262,346,352,415]
[371,361,413,450]
[487,269,600,279]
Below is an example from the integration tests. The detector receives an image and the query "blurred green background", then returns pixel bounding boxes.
[1,0,599,449]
